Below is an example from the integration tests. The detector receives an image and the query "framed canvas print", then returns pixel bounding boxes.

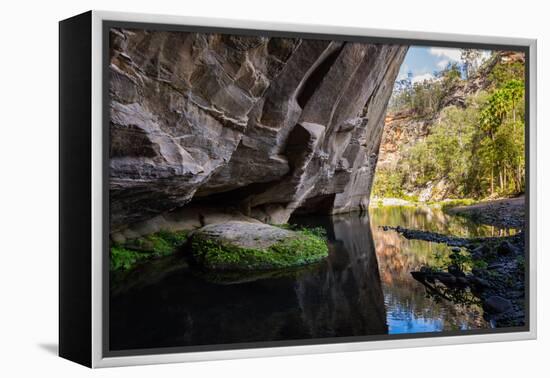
[59,10,537,368]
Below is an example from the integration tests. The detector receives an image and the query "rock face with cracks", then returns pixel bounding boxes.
[109,28,407,232]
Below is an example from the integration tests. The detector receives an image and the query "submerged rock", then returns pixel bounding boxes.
[498,240,517,256]
[471,244,490,259]
[189,221,328,271]
[404,227,525,327]
[484,295,513,314]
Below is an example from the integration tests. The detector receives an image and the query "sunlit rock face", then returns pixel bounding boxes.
[109,28,407,231]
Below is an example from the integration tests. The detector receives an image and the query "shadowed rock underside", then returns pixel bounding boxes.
[109,28,407,235]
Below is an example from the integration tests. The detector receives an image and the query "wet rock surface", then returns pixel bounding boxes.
[109,28,407,231]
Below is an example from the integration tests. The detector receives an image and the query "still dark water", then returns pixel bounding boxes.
[110,206,513,351]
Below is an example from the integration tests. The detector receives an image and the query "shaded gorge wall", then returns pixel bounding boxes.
[109,29,407,237]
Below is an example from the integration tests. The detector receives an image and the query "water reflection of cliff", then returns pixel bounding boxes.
[293,214,387,338]
[110,214,388,351]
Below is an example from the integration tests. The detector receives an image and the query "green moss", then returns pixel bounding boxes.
[126,230,188,255]
[110,246,151,271]
[271,224,327,239]
[191,229,329,271]
[270,223,294,230]
[110,230,188,271]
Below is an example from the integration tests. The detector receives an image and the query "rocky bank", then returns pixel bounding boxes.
[447,196,525,229]
[385,225,526,327]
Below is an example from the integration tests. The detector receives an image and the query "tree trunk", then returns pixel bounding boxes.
[517,164,522,191]
[491,167,495,196]
[503,168,508,190]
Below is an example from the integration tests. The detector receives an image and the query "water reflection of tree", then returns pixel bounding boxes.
[421,279,481,307]
[369,209,488,330]
[369,206,515,238]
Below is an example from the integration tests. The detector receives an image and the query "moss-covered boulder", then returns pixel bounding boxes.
[110,230,188,271]
[190,221,328,271]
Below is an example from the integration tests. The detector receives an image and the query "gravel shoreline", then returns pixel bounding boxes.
[446,196,525,229]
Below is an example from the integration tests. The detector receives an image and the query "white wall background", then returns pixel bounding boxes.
[0,0,546,376]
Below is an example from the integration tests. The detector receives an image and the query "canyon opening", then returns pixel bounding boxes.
[107,27,527,352]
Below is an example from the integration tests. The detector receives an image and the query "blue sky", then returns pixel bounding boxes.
[398,46,491,84]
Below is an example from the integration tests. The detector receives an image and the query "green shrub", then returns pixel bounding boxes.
[472,259,488,270]
[371,168,405,198]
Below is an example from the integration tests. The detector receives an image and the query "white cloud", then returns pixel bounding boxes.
[429,48,493,74]
[436,59,449,70]
[397,64,409,81]
[411,73,435,84]
[429,47,462,62]
[431,48,492,69]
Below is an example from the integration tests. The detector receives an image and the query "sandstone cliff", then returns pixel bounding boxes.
[376,51,525,201]
[109,28,407,234]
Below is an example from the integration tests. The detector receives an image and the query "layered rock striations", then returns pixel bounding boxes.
[109,28,407,232]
